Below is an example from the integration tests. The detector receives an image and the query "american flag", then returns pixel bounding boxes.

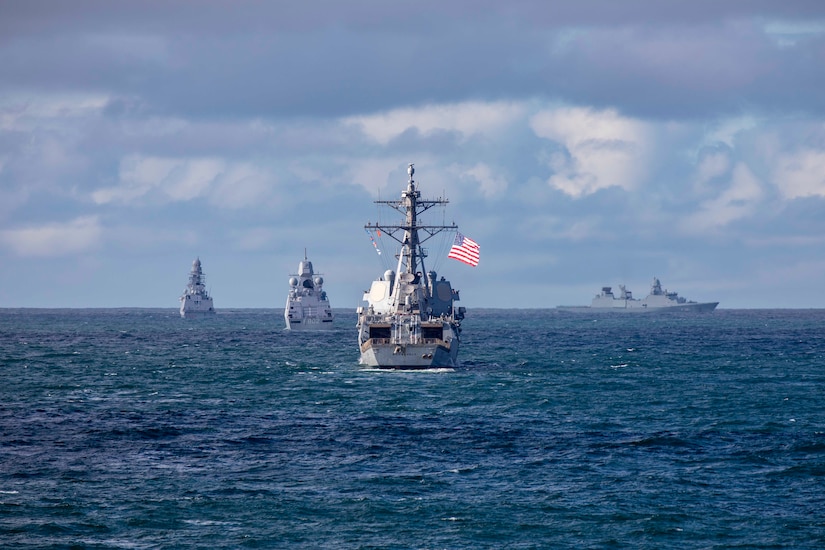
[447,232,480,267]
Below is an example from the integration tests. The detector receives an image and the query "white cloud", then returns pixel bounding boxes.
[165,158,223,201]
[702,115,758,148]
[210,164,273,209]
[692,148,732,196]
[461,163,508,197]
[345,156,421,195]
[530,107,653,197]
[92,155,224,204]
[0,216,102,257]
[344,101,525,145]
[772,149,825,199]
[92,156,174,204]
[696,150,731,184]
[764,21,825,48]
[0,93,109,132]
[561,218,604,242]
[680,163,764,233]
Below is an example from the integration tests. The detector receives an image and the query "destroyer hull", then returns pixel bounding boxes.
[180,310,216,318]
[356,163,467,369]
[558,301,719,313]
[359,339,458,369]
[179,302,215,318]
[285,318,335,330]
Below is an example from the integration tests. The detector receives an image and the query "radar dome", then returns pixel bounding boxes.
[314,276,323,286]
[384,270,395,282]
[289,277,298,287]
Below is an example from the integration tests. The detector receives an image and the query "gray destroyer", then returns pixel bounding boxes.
[559,277,718,312]
[284,253,334,330]
[179,257,215,318]
[356,164,466,369]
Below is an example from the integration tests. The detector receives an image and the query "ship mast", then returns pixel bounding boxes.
[404,165,420,277]
[365,164,457,279]
[365,164,458,315]
[188,258,206,294]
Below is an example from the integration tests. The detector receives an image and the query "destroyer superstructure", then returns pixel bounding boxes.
[356,164,466,369]
[558,277,718,312]
[284,252,334,330]
[179,258,215,318]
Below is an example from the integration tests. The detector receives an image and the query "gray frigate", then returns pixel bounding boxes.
[179,257,215,318]
[284,253,334,330]
[558,277,718,312]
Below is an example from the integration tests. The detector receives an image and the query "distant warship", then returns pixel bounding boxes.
[179,258,215,318]
[558,277,718,312]
[284,252,334,330]
[356,164,467,369]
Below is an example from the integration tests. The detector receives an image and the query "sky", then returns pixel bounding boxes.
[1,1,825,309]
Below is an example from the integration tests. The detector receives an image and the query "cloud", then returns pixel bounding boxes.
[692,145,733,196]
[696,149,732,183]
[560,218,605,242]
[0,93,110,131]
[209,164,273,209]
[92,155,224,204]
[344,156,422,195]
[460,163,508,198]
[680,163,764,233]
[344,101,525,145]
[702,115,759,148]
[530,107,653,197]
[580,23,773,94]
[3,3,825,123]
[772,149,825,199]
[0,216,101,257]
[764,20,825,47]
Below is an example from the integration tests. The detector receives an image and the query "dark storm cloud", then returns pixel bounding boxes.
[1,1,823,120]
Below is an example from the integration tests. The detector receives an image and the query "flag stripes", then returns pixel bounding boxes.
[447,232,480,267]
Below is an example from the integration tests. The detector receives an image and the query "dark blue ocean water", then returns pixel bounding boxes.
[1,308,824,548]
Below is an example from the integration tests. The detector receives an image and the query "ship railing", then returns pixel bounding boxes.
[365,337,447,348]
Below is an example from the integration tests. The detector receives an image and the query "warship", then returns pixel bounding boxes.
[356,164,467,369]
[284,252,334,330]
[179,257,215,318]
[558,277,718,312]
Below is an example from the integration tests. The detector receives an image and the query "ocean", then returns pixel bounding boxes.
[1,308,823,548]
